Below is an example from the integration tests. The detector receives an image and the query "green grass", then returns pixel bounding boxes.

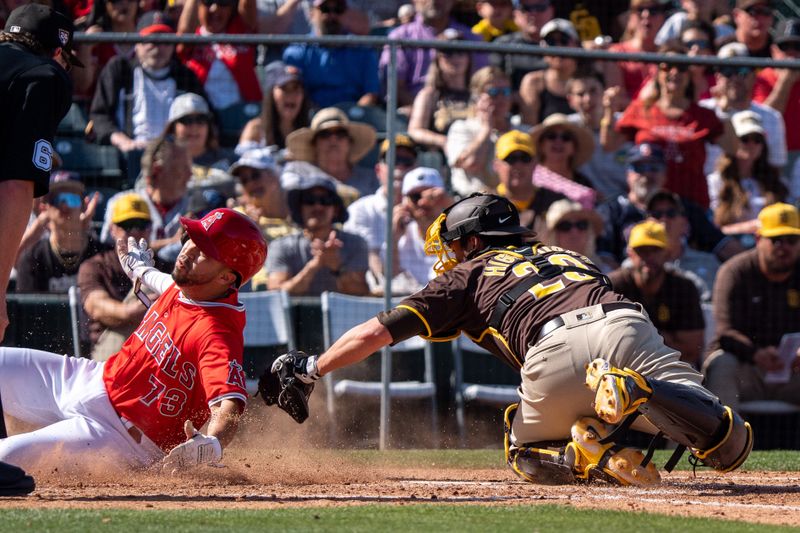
[0,506,791,533]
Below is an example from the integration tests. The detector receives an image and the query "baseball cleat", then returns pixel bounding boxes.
[585,359,653,425]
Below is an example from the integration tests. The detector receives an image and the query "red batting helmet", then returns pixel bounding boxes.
[180,208,267,287]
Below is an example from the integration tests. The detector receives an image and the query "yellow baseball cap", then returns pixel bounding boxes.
[758,203,800,238]
[112,193,151,224]
[496,130,534,160]
[380,133,417,157]
[628,220,668,249]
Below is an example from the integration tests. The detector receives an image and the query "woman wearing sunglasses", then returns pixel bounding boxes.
[708,110,788,239]
[542,199,612,273]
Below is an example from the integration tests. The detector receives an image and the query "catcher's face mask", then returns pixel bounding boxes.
[424,213,459,275]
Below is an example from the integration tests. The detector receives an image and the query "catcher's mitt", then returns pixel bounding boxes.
[257,350,315,424]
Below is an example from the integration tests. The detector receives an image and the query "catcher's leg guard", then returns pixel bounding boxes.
[585,359,753,472]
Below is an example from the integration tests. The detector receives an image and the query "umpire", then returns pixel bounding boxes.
[0,4,81,496]
[270,193,753,486]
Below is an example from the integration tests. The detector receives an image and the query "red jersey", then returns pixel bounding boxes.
[103,284,248,451]
[616,100,723,208]
[753,68,800,150]
[608,42,657,100]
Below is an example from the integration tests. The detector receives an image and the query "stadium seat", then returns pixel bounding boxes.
[238,290,294,394]
[57,103,89,138]
[54,138,123,187]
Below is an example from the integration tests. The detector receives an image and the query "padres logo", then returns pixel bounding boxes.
[657,304,670,323]
[788,289,800,308]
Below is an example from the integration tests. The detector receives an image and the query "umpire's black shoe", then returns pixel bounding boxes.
[0,461,34,496]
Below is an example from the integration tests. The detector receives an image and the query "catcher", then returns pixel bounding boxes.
[265,193,752,485]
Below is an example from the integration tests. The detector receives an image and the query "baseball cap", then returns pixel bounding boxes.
[540,19,579,43]
[775,18,800,46]
[626,143,665,165]
[757,203,800,237]
[646,190,685,214]
[380,133,417,157]
[731,110,765,138]
[717,42,749,59]
[136,11,175,35]
[168,93,210,123]
[48,170,84,196]
[228,148,280,176]
[263,61,302,88]
[628,220,668,249]
[496,130,534,160]
[111,193,152,224]
[4,4,83,67]
[736,0,771,10]
[402,166,444,196]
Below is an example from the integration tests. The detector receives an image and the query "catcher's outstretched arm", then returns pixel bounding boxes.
[316,317,393,376]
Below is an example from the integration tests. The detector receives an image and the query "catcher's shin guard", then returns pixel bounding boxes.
[585,359,753,472]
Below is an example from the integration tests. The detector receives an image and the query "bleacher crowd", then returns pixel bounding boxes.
[6,0,800,409]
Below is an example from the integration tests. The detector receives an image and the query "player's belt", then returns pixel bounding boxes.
[534,302,642,344]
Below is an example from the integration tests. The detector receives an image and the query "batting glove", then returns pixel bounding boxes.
[162,421,223,474]
[271,350,321,384]
[117,236,155,282]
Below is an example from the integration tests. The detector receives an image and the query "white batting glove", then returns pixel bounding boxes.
[271,351,321,384]
[162,421,223,474]
[117,236,155,282]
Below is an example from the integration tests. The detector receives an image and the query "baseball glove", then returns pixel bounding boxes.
[257,350,315,424]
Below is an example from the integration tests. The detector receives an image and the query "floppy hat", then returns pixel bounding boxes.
[286,107,377,165]
[529,114,595,168]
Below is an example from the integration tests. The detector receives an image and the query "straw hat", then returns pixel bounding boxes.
[529,114,595,168]
[286,107,377,165]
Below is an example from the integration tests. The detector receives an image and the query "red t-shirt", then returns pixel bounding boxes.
[616,100,723,208]
[753,68,800,151]
[608,41,657,100]
[103,284,248,451]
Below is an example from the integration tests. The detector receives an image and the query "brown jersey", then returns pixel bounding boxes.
[390,244,625,370]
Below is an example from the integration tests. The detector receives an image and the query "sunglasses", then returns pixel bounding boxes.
[632,5,667,15]
[555,219,590,232]
[718,66,753,77]
[301,194,336,206]
[52,192,82,209]
[631,162,665,174]
[504,152,534,165]
[778,41,800,53]
[745,5,773,18]
[682,39,711,50]
[768,235,800,246]
[315,128,349,141]
[542,131,574,143]
[659,62,688,73]
[543,34,574,47]
[518,1,551,13]
[177,114,208,126]
[236,169,267,184]
[740,133,764,144]
[648,208,680,220]
[485,86,512,97]
[318,2,346,14]
[118,218,152,232]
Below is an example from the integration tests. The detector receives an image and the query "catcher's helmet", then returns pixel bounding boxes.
[440,193,530,243]
[180,208,267,287]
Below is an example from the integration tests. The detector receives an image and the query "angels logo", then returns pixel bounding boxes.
[226,360,246,389]
[201,211,224,231]
[58,29,69,47]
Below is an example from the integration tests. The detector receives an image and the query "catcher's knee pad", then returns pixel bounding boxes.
[585,359,652,424]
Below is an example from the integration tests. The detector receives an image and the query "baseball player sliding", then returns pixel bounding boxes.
[0,208,266,473]
[271,193,753,486]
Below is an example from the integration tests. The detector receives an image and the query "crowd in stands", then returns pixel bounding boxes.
[7,0,800,409]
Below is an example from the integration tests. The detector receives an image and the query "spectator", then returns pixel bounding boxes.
[488,0,550,89]
[493,130,564,232]
[177,0,261,110]
[230,148,293,241]
[379,0,486,108]
[89,12,207,154]
[397,3,415,24]
[655,0,734,48]
[407,28,471,151]
[707,111,788,237]
[604,0,669,102]
[266,169,369,296]
[282,0,380,108]
[101,135,192,253]
[386,166,451,289]
[16,173,106,293]
[565,72,630,200]
[725,0,774,58]
[77,193,153,361]
[703,203,800,410]
[644,190,720,300]
[597,143,743,267]
[529,113,596,208]
[753,19,800,156]
[471,0,516,42]
[446,66,518,196]
[518,18,581,125]
[286,107,378,198]
[542,199,611,272]
[679,21,718,101]
[701,42,787,175]
[344,134,419,287]
[237,61,310,154]
[609,219,705,366]
[552,0,629,43]
[161,93,234,194]
[601,46,737,209]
